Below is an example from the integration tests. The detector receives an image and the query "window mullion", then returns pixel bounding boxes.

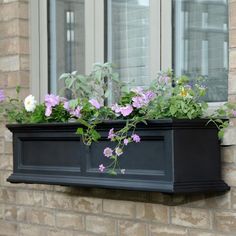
[150,0,161,81]
[161,0,172,71]
[85,0,95,74]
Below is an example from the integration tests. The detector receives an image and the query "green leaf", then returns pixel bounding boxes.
[91,130,101,141]
[76,128,84,135]
[108,170,117,175]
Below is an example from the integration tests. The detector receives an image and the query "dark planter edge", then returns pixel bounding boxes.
[7,173,230,193]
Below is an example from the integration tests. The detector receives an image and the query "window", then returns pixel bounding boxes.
[30,0,228,103]
[173,0,228,102]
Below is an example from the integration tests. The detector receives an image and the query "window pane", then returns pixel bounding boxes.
[48,0,85,94]
[107,0,150,87]
[174,0,228,102]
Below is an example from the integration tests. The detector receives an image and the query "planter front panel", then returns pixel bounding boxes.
[85,130,172,181]
[6,120,230,193]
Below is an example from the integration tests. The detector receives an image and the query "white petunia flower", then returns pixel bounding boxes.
[24,95,37,112]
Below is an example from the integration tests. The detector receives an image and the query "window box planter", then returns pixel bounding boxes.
[6,119,229,193]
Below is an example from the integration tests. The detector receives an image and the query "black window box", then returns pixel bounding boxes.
[6,119,230,193]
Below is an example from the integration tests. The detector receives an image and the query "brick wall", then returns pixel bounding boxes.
[0,0,236,235]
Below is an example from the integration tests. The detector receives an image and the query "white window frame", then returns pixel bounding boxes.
[29,0,172,101]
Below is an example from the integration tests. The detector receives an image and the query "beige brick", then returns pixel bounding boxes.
[44,192,73,210]
[0,188,16,203]
[229,72,236,95]
[171,207,210,229]
[0,55,20,71]
[0,154,13,170]
[149,224,188,236]
[44,228,74,236]
[103,199,135,218]
[26,208,55,226]
[56,212,84,230]
[4,205,26,221]
[230,29,236,48]
[0,19,28,38]
[222,165,236,186]
[230,2,236,29]
[186,192,231,209]
[0,1,28,21]
[221,146,236,163]
[0,37,29,56]
[0,220,17,235]
[16,190,43,206]
[0,138,4,153]
[189,229,225,236]
[214,211,236,233]
[20,54,29,70]
[0,204,3,219]
[18,224,44,236]
[136,203,169,223]
[73,197,102,214]
[7,71,30,88]
[230,50,236,70]
[119,221,147,236]
[86,215,116,236]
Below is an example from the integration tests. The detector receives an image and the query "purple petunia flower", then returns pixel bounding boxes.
[89,99,101,109]
[45,106,52,117]
[132,96,145,109]
[144,91,156,101]
[99,164,105,172]
[63,101,70,111]
[232,110,236,117]
[0,90,5,102]
[120,105,133,117]
[124,138,129,146]
[103,147,113,158]
[131,134,141,143]
[131,87,144,95]
[108,128,116,140]
[111,103,121,114]
[70,106,82,118]
[45,94,60,107]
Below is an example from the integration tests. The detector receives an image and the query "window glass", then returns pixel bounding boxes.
[174,0,228,102]
[48,0,85,94]
[107,0,150,87]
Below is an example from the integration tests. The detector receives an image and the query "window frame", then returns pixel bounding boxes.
[29,0,227,107]
[30,0,172,101]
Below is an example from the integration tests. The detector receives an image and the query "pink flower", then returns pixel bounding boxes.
[70,106,82,118]
[45,106,52,117]
[124,138,129,146]
[103,147,113,158]
[131,87,144,95]
[232,110,236,117]
[120,105,133,117]
[132,96,144,108]
[63,101,70,111]
[89,99,101,109]
[108,128,116,140]
[0,90,5,102]
[111,103,121,113]
[145,91,156,101]
[45,94,60,107]
[99,164,105,172]
[131,134,141,143]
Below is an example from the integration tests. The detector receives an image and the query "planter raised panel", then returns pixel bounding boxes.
[6,119,230,193]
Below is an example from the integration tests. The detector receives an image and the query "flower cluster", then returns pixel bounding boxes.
[1,69,234,175]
